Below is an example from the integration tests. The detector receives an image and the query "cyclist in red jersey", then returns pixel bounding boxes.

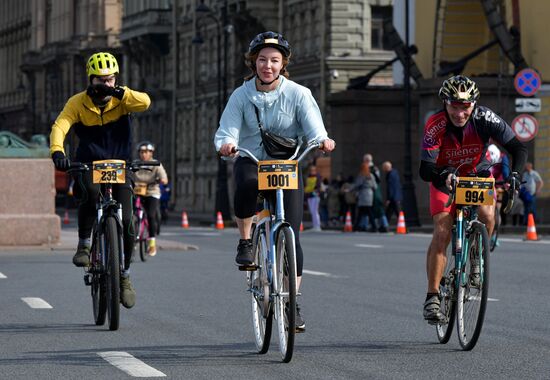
[419,75,527,323]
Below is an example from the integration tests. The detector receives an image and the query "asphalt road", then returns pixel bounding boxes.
[1,226,549,379]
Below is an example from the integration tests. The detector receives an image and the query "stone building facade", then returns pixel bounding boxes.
[1,0,398,214]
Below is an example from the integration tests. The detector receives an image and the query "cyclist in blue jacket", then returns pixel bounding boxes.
[215,32,335,331]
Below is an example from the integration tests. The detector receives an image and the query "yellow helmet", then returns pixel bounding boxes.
[86,52,119,77]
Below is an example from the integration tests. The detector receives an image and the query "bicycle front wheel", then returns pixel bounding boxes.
[490,209,500,252]
[457,221,490,350]
[139,219,149,262]
[105,216,121,331]
[436,241,457,343]
[274,226,297,363]
[91,226,107,325]
[249,227,273,354]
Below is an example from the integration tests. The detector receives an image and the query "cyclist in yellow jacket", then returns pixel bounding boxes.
[49,52,151,309]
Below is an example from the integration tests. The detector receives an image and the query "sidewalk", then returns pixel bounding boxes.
[164,209,548,236]
[1,209,198,251]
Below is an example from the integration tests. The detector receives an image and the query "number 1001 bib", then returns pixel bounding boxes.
[258,160,299,190]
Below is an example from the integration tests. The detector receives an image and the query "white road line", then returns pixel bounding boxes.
[21,297,52,309]
[302,269,346,279]
[98,351,166,377]
[488,298,499,302]
[0,272,6,279]
[355,244,383,248]
[498,237,549,244]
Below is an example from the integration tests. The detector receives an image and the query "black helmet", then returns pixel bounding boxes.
[439,75,480,103]
[248,31,291,57]
[137,141,155,152]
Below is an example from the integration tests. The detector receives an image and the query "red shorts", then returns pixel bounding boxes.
[429,184,455,217]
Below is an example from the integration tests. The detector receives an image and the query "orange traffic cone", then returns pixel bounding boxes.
[525,213,539,241]
[181,211,189,229]
[300,222,304,232]
[215,211,225,230]
[396,211,407,234]
[63,209,70,225]
[343,211,353,232]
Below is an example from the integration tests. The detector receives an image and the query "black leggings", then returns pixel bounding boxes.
[234,157,304,276]
[141,196,160,237]
[73,171,135,270]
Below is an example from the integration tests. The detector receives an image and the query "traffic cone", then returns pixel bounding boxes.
[63,209,70,225]
[215,211,225,230]
[300,222,304,232]
[343,211,353,232]
[524,213,539,241]
[181,211,189,229]
[396,211,407,234]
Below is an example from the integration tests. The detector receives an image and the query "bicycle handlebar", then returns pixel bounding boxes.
[67,160,160,174]
[233,140,323,164]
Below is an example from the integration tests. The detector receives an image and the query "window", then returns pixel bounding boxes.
[371,6,392,50]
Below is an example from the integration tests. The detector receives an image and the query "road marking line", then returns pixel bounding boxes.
[488,298,499,302]
[0,272,6,279]
[302,269,346,279]
[498,237,549,244]
[355,244,383,248]
[98,351,166,377]
[21,297,52,309]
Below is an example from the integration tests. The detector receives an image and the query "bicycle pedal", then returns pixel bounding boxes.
[83,274,92,286]
[238,264,258,271]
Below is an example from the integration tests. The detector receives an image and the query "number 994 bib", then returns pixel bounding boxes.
[455,177,495,206]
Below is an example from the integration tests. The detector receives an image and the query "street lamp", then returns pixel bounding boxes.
[194,0,231,220]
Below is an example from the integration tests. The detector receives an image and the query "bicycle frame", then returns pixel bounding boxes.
[453,206,483,288]
[93,184,125,274]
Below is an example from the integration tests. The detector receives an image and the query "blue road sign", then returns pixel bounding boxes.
[514,68,541,97]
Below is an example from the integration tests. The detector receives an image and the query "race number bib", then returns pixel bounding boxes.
[455,177,495,206]
[92,160,126,184]
[258,160,299,190]
[134,182,147,196]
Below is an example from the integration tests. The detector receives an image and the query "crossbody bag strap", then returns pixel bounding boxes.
[253,104,264,131]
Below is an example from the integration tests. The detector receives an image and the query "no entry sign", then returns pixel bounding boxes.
[511,114,539,142]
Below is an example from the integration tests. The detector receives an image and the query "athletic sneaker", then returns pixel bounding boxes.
[120,275,136,308]
[147,239,157,256]
[235,239,253,265]
[423,294,444,323]
[72,244,90,267]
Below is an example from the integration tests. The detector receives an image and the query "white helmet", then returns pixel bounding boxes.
[487,144,502,164]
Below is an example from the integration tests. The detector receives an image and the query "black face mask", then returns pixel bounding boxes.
[86,84,112,106]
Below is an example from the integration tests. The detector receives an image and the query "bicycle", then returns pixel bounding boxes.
[236,140,321,363]
[69,159,158,331]
[436,168,518,350]
[133,183,150,262]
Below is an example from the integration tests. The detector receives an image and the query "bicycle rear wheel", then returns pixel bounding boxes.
[274,226,296,363]
[105,216,121,331]
[248,227,273,354]
[457,221,490,350]
[436,241,457,343]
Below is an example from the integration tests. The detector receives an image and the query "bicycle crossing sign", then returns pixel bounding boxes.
[514,68,541,97]
[511,114,539,142]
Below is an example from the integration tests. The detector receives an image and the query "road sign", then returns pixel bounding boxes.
[511,114,539,142]
[515,98,541,113]
[514,68,541,97]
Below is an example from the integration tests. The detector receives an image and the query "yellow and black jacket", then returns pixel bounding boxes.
[50,87,151,162]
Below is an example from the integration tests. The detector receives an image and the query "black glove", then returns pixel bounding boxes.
[52,151,70,171]
[86,84,125,100]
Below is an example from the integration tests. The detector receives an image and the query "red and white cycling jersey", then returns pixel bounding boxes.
[421,106,515,175]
